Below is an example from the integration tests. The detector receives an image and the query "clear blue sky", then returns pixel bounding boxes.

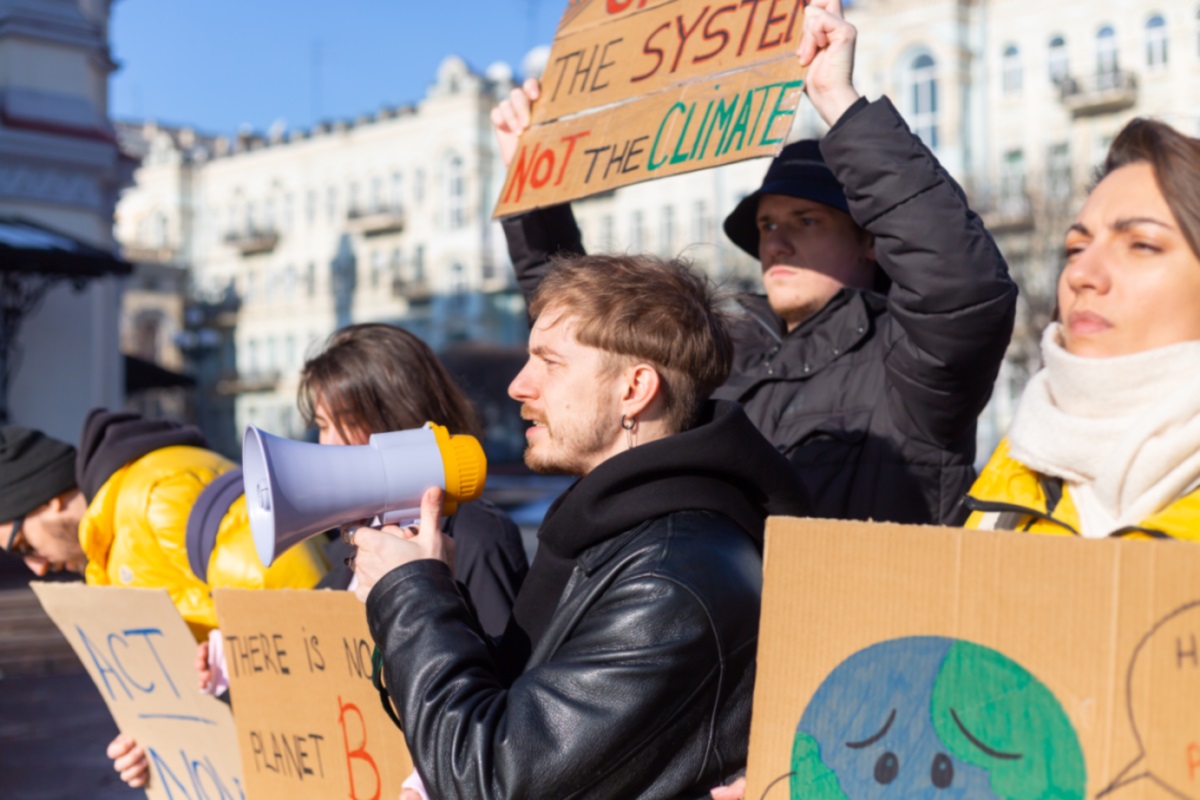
[109,0,564,134]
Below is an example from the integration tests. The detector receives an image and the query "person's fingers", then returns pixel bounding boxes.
[802,0,843,16]
[710,778,747,800]
[522,76,541,101]
[797,6,844,66]
[113,746,144,772]
[418,487,444,545]
[495,99,521,134]
[509,86,533,128]
[106,734,133,759]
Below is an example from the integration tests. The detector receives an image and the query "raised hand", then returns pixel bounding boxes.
[796,0,862,126]
[491,78,541,167]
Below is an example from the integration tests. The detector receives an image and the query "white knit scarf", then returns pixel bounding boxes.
[1007,323,1200,530]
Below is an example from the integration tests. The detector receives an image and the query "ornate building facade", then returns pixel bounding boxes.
[116,0,1199,458]
[0,0,125,440]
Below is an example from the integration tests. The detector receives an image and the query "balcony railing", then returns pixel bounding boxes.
[978,190,1035,234]
[1059,70,1138,117]
[223,227,279,255]
[120,243,177,264]
[216,369,280,395]
[347,205,406,235]
[392,277,432,302]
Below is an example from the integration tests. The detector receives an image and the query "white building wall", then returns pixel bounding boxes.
[0,0,123,442]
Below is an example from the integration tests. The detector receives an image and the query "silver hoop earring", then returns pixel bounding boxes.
[621,415,637,449]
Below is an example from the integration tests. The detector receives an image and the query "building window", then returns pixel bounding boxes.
[601,215,615,250]
[413,245,426,283]
[265,198,276,231]
[445,155,465,229]
[348,182,360,216]
[660,205,675,256]
[244,339,258,374]
[306,190,316,222]
[630,210,645,251]
[245,202,257,233]
[1002,45,1022,93]
[1145,14,1168,68]
[1000,149,1027,211]
[306,262,316,296]
[904,52,939,149]
[326,186,338,221]
[451,262,466,295]
[371,250,385,288]
[391,171,404,209]
[1048,35,1069,85]
[692,200,710,244]
[415,169,426,205]
[266,337,276,371]
[283,265,296,299]
[1047,142,1072,200]
[284,193,294,230]
[370,177,382,212]
[1096,25,1118,79]
[244,271,256,303]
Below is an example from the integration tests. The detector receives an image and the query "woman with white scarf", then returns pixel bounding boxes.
[966,118,1200,540]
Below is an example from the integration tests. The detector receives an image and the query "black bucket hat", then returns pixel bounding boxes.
[723,140,850,259]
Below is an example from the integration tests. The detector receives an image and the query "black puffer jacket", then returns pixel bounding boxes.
[366,402,810,799]
[502,98,1017,525]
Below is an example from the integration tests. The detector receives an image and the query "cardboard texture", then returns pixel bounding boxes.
[494,0,807,217]
[31,583,245,800]
[746,518,1200,800]
[212,588,413,800]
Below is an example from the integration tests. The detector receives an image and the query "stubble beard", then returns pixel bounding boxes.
[523,406,619,478]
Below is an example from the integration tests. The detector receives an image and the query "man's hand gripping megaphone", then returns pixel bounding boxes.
[348,486,455,602]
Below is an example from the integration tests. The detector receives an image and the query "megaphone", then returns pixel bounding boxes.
[242,422,486,568]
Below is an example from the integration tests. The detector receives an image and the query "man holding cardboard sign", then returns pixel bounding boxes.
[496,0,1016,527]
[353,253,809,798]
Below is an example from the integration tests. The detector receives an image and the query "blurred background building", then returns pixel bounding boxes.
[0,0,128,441]
[33,0,1194,467]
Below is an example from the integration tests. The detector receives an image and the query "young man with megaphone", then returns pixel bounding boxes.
[353,252,811,799]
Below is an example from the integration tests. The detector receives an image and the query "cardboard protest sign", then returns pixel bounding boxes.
[31,583,244,800]
[494,0,807,217]
[212,588,413,800]
[746,519,1200,800]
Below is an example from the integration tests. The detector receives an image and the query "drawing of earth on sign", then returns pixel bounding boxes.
[763,637,1085,799]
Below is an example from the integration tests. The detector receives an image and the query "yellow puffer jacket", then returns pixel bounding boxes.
[964,438,1200,541]
[79,445,328,638]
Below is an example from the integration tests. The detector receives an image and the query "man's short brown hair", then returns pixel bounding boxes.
[529,253,733,432]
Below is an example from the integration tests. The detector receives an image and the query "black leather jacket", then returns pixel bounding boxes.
[368,510,760,799]
[366,402,809,799]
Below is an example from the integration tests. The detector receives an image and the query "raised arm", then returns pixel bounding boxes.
[802,0,1016,446]
[492,79,585,306]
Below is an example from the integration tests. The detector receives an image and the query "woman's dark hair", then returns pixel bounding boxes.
[298,323,481,441]
[1100,118,1200,260]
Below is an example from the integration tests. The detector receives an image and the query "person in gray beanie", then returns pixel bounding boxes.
[0,427,86,574]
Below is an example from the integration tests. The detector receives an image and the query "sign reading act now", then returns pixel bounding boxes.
[493,0,807,217]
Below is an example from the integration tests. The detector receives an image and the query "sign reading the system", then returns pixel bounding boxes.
[213,588,414,800]
[493,0,807,217]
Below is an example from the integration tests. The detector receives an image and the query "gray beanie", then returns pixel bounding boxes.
[0,426,78,529]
